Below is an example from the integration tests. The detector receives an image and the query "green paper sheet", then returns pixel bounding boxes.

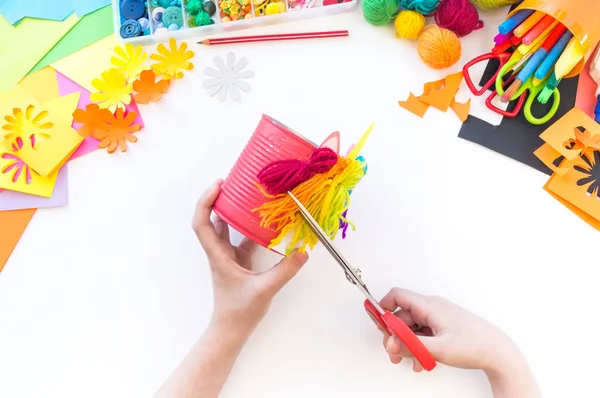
[29,6,114,75]
[0,14,78,92]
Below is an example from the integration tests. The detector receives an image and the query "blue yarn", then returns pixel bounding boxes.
[399,0,440,15]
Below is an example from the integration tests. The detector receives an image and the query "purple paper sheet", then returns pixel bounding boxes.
[56,71,145,160]
[0,166,68,211]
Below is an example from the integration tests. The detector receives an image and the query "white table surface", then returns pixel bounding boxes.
[1,7,599,398]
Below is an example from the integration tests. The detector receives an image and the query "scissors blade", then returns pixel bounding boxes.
[287,192,384,313]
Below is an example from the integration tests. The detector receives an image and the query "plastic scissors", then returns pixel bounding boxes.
[288,192,437,371]
[486,60,561,124]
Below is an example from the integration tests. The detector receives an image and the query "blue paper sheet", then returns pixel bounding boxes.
[71,0,111,17]
[0,0,74,25]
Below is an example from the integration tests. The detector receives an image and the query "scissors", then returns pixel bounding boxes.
[288,192,437,371]
[486,60,561,124]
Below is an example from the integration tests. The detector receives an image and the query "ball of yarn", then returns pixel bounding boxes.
[434,0,483,37]
[394,10,425,39]
[362,0,400,26]
[417,25,462,69]
[470,0,519,11]
[185,0,203,16]
[400,0,440,15]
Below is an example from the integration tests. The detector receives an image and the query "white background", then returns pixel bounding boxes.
[1,7,599,398]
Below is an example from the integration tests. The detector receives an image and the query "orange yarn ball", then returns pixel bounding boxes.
[417,25,462,69]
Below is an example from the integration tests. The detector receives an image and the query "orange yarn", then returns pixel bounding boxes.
[417,25,462,69]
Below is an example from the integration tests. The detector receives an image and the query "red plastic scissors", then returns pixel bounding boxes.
[288,192,437,371]
[463,51,512,96]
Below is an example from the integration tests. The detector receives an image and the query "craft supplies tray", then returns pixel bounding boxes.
[113,0,357,45]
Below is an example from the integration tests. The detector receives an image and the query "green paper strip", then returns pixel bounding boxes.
[28,6,114,75]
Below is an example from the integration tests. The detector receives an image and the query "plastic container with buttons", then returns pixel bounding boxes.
[112,0,356,44]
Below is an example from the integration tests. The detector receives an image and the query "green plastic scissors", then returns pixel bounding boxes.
[488,57,561,125]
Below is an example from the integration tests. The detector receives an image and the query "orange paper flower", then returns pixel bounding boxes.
[96,108,141,154]
[72,103,105,139]
[151,38,194,80]
[132,70,171,104]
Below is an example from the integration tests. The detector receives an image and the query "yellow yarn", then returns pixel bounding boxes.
[417,25,462,69]
[394,10,425,40]
[254,156,366,254]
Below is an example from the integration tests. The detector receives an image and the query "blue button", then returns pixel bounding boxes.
[121,0,146,20]
[120,19,143,38]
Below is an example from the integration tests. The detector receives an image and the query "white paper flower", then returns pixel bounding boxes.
[203,53,254,102]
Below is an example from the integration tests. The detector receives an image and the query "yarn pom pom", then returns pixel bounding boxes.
[186,0,203,16]
[255,156,366,253]
[362,0,400,26]
[470,0,519,11]
[394,10,426,40]
[257,147,338,195]
[434,0,483,37]
[400,0,440,15]
[417,25,462,69]
[195,11,214,26]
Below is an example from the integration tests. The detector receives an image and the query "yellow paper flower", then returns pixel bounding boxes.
[111,43,149,81]
[90,69,133,113]
[2,105,53,143]
[151,38,195,80]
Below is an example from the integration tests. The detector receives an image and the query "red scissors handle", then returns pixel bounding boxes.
[364,300,437,371]
[485,74,528,118]
[463,52,511,96]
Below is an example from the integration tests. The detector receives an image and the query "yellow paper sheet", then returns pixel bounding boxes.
[52,35,120,92]
[0,141,59,198]
[18,93,83,177]
[0,14,78,92]
[17,67,59,103]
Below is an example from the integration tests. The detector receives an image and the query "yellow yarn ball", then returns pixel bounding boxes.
[394,10,425,40]
[417,25,462,69]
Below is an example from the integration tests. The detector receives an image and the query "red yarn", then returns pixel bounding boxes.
[434,0,483,38]
[257,147,338,195]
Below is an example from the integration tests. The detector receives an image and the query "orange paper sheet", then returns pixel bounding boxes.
[420,72,464,112]
[450,98,471,122]
[0,208,36,272]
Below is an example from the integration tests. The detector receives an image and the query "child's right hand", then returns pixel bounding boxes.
[378,288,522,373]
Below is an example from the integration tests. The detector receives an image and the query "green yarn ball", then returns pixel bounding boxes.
[362,0,400,26]
[186,0,203,16]
[195,11,214,26]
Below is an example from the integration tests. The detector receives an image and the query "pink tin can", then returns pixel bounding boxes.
[213,115,317,249]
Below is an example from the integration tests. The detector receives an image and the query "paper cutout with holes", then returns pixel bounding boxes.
[151,38,194,80]
[90,69,133,112]
[111,43,149,82]
[0,139,59,197]
[15,93,83,177]
[132,70,170,104]
[96,107,141,153]
[535,109,600,229]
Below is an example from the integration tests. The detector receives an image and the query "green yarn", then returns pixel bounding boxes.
[195,11,214,26]
[400,0,439,15]
[362,0,399,26]
[470,0,519,11]
[185,0,203,16]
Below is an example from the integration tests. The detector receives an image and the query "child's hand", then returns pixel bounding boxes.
[193,180,309,337]
[379,288,522,374]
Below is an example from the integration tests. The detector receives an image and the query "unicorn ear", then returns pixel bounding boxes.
[318,131,340,155]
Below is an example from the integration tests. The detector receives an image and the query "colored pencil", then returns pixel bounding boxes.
[499,9,535,35]
[513,11,545,38]
[555,36,584,80]
[198,30,349,45]
[522,15,556,45]
[534,30,573,80]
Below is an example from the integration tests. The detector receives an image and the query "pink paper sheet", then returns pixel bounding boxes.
[0,165,68,211]
[56,71,145,160]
